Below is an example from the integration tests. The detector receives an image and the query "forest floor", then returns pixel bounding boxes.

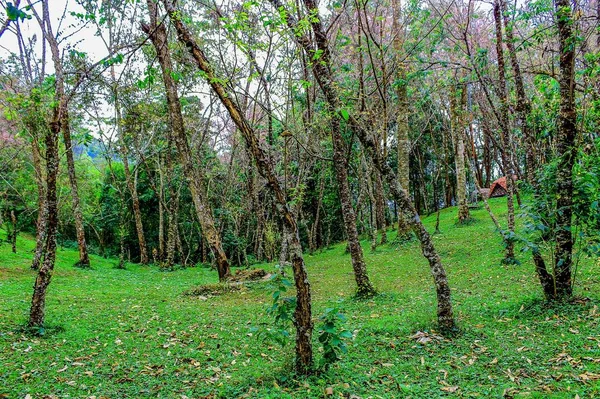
[1,198,599,398]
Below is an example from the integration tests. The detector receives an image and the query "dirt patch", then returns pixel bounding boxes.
[227,268,271,283]
[0,266,30,279]
[183,283,242,297]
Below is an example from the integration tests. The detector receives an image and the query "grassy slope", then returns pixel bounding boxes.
[0,198,599,398]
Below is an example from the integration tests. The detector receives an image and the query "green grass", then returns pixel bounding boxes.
[1,198,599,398]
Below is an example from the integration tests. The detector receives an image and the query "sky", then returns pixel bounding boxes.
[1,0,118,72]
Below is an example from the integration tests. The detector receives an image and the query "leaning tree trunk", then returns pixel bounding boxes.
[61,110,90,267]
[29,0,65,328]
[161,0,314,372]
[272,0,455,331]
[142,6,230,282]
[500,0,535,184]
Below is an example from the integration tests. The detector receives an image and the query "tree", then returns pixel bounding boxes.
[28,0,66,328]
[160,0,316,371]
[271,0,455,331]
[142,1,231,281]
[532,0,578,300]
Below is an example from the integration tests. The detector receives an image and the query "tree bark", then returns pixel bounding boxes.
[553,0,577,298]
[493,0,517,263]
[62,109,90,267]
[330,116,377,297]
[30,133,46,270]
[142,3,230,281]
[500,0,535,184]
[161,0,314,372]
[8,209,17,253]
[309,171,325,254]
[165,184,180,270]
[373,170,388,244]
[392,0,412,239]
[450,81,470,223]
[29,0,64,328]
[157,156,166,261]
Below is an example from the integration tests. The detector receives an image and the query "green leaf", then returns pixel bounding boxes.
[340,109,349,121]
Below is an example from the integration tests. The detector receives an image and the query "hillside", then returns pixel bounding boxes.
[1,198,599,398]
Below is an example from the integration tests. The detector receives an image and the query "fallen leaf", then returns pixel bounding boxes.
[441,386,459,393]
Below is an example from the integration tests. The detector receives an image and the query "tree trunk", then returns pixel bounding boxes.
[362,154,379,252]
[330,116,377,297]
[29,0,64,328]
[272,0,455,331]
[250,166,266,260]
[309,171,325,254]
[373,170,388,244]
[30,134,46,270]
[9,209,17,253]
[122,147,149,264]
[553,0,577,298]
[142,5,230,281]
[162,0,314,371]
[493,0,516,264]
[157,156,165,261]
[500,0,535,184]
[392,0,412,239]
[62,110,90,267]
[117,209,127,270]
[29,114,59,327]
[165,184,180,270]
[450,81,470,223]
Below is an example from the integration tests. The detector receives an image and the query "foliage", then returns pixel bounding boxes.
[258,270,296,347]
[522,143,600,256]
[316,307,352,370]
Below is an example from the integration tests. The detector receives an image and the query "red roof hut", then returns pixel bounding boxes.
[489,176,517,198]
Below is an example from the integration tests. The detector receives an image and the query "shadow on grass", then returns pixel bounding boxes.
[16,323,66,338]
[487,295,597,321]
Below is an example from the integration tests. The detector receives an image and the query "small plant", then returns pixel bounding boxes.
[256,271,296,347]
[317,307,352,370]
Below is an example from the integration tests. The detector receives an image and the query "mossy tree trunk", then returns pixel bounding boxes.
[160,0,314,372]
[29,0,65,328]
[142,4,230,282]
[450,80,470,223]
[533,0,577,301]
